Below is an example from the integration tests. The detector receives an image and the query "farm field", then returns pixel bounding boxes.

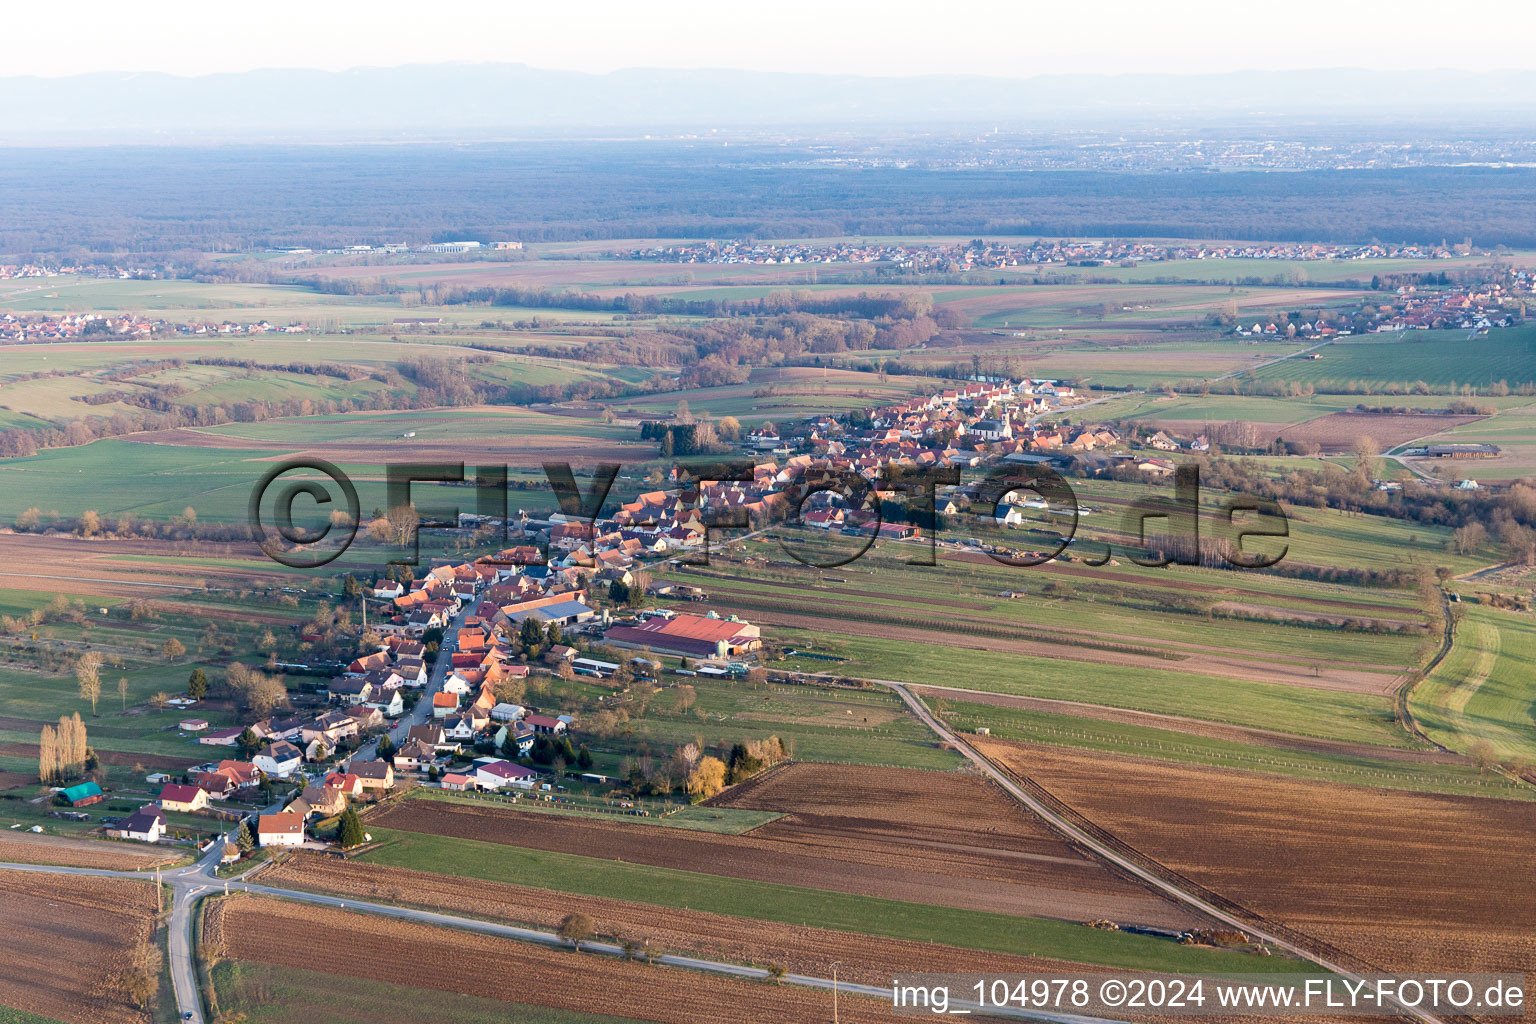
[611,678,963,772]
[1275,410,1485,453]
[353,825,1287,972]
[1401,397,1536,479]
[927,695,1525,799]
[975,740,1536,979]
[205,894,899,1024]
[1410,605,1536,765]
[368,763,1197,928]
[0,871,159,1024]
[1248,327,1536,390]
[255,852,1213,988]
[0,833,179,870]
[211,960,651,1024]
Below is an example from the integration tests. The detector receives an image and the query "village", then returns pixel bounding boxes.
[60,371,1185,858]
[629,237,1478,270]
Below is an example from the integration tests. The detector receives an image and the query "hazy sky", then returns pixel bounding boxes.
[15,0,1536,79]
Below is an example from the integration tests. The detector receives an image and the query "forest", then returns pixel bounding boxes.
[5,143,1536,253]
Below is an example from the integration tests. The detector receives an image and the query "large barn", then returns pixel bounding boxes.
[603,612,761,659]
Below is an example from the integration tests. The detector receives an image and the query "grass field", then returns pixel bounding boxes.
[357,827,1302,973]
[419,790,786,834]
[935,699,1528,799]
[1411,605,1536,765]
[1400,397,1536,479]
[0,1008,63,1024]
[1249,327,1536,391]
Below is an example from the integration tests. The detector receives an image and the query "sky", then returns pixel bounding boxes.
[13,0,1536,79]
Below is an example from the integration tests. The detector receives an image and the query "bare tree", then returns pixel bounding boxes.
[76,652,102,714]
[37,725,56,784]
[557,912,596,950]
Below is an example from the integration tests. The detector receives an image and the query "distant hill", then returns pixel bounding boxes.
[4,64,1536,142]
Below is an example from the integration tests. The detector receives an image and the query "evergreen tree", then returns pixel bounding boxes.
[234,821,255,854]
[518,616,546,653]
[187,668,208,700]
[336,807,365,849]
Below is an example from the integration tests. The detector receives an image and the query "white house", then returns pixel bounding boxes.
[257,811,306,847]
[475,760,540,791]
[253,741,303,779]
[443,714,479,744]
[110,806,166,843]
[365,688,406,718]
[441,674,475,697]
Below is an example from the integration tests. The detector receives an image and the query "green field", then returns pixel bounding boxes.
[1411,605,1536,765]
[0,1008,65,1024]
[358,827,1304,973]
[1249,328,1536,391]
[936,699,1529,799]
[419,789,785,834]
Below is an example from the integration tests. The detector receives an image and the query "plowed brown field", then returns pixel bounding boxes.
[0,833,179,869]
[974,740,1536,978]
[0,871,159,1024]
[207,894,896,1024]
[257,852,1111,988]
[1278,412,1483,453]
[370,763,1196,928]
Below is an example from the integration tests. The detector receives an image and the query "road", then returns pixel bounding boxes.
[350,602,471,765]
[884,681,1450,1024]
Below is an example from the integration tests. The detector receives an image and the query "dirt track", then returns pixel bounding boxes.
[371,763,1198,929]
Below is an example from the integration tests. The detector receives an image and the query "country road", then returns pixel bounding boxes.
[883,681,1450,1024]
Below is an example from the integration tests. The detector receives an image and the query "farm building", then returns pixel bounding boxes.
[491,702,526,722]
[525,714,568,736]
[178,718,208,733]
[505,600,596,627]
[604,611,761,659]
[199,727,243,747]
[1426,444,1501,459]
[60,782,103,807]
[440,772,477,791]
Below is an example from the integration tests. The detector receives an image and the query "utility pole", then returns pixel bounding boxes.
[831,961,841,1024]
